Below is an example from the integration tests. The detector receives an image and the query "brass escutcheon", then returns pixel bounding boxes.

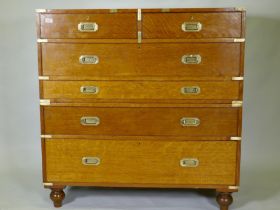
[80,116,100,126]
[180,117,200,127]
[180,158,199,167]
[181,86,201,95]
[181,22,202,32]
[182,54,201,64]
[82,157,101,165]
[78,22,98,32]
[80,86,99,94]
[79,55,99,64]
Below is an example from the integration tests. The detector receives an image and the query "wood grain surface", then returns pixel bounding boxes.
[45,139,237,185]
[43,106,239,136]
[143,12,242,39]
[41,43,241,78]
[40,13,137,39]
[42,81,240,100]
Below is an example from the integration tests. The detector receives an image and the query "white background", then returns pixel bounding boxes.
[0,0,280,209]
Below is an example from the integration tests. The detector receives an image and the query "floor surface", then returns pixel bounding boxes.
[0,166,279,210]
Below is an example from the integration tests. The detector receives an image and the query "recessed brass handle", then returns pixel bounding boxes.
[180,158,199,167]
[182,54,201,64]
[79,55,99,64]
[82,157,100,165]
[180,117,200,127]
[80,86,99,94]
[80,116,100,126]
[181,22,202,32]
[181,86,201,95]
[78,22,98,32]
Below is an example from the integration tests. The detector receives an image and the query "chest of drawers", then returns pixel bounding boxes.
[36,8,245,210]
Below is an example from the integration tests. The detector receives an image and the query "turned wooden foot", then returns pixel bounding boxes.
[216,192,233,210]
[50,187,65,208]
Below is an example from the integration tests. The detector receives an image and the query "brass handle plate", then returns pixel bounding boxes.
[78,22,98,32]
[80,86,99,94]
[181,54,201,64]
[180,158,199,167]
[180,117,200,127]
[79,55,99,64]
[80,116,100,126]
[181,86,201,95]
[82,157,100,165]
[181,22,202,32]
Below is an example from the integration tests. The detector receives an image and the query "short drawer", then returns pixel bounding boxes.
[41,43,241,78]
[143,12,242,39]
[43,106,239,137]
[40,13,137,39]
[45,139,237,185]
[42,81,240,101]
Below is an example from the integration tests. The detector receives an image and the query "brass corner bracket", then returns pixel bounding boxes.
[39,76,49,80]
[235,7,246,11]
[43,182,53,187]
[137,9,142,45]
[232,101,243,107]
[40,99,51,106]
[161,8,170,12]
[109,9,118,13]
[41,134,52,139]
[230,137,242,141]
[234,38,246,43]
[228,186,239,190]
[37,39,48,43]
[137,8,142,21]
[232,77,244,81]
[36,9,47,13]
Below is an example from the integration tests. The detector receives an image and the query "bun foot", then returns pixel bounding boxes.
[216,192,233,210]
[50,187,65,208]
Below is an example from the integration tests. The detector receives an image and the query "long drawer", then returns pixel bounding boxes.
[142,12,242,39]
[42,81,240,100]
[43,106,239,137]
[41,43,241,77]
[45,139,237,185]
[40,13,137,39]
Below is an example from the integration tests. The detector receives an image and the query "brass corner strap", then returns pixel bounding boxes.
[41,134,52,139]
[228,186,239,190]
[235,7,246,11]
[138,31,142,44]
[37,39,48,43]
[39,76,49,80]
[161,8,170,12]
[234,38,245,43]
[109,9,118,13]
[232,101,243,107]
[137,8,142,21]
[230,137,242,141]
[43,182,53,187]
[36,9,46,13]
[40,99,50,106]
[137,9,142,45]
[232,77,244,81]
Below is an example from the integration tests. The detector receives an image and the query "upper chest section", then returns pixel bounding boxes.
[37,8,245,40]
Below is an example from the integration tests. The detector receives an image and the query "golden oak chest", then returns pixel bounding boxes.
[36,8,245,210]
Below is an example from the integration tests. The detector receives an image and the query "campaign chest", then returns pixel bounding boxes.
[36,8,246,210]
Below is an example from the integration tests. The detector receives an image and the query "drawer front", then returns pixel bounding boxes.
[42,43,241,77]
[143,12,242,39]
[45,139,237,185]
[40,13,137,39]
[44,107,239,136]
[42,81,240,100]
